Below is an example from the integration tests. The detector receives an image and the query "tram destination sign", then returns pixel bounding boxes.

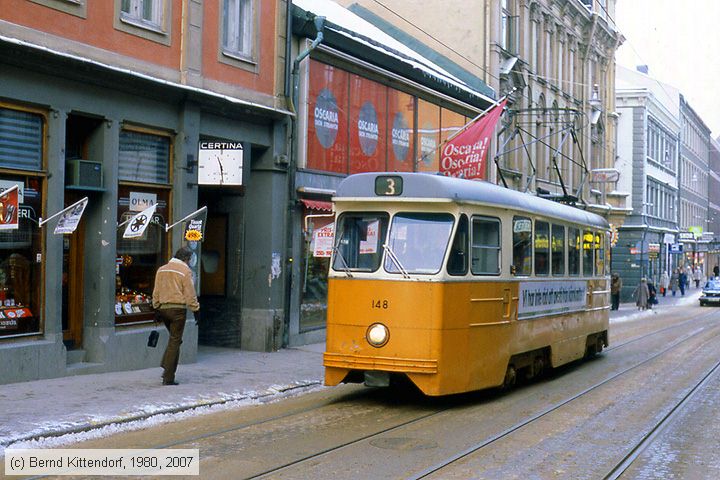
[374,176,403,196]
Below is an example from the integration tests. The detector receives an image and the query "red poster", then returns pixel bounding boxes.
[416,99,440,172]
[439,99,507,180]
[307,60,349,173]
[441,108,467,144]
[0,185,19,230]
[349,75,387,174]
[387,90,415,172]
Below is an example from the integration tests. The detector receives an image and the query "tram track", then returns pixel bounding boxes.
[59,308,720,479]
[239,311,720,479]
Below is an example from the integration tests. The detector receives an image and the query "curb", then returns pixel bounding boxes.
[0,380,322,449]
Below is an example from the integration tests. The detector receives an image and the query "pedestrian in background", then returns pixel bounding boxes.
[694,266,704,288]
[634,278,649,310]
[685,265,693,289]
[670,269,679,296]
[660,270,669,297]
[647,279,657,309]
[610,272,622,310]
[679,268,687,296]
[714,265,719,279]
[152,246,200,386]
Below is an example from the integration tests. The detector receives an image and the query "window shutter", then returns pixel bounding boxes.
[0,108,43,171]
[118,130,170,184]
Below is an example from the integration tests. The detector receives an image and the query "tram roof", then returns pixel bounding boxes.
[334,173,609,229]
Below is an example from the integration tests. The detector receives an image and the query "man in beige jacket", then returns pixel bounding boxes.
[152,246,200,385]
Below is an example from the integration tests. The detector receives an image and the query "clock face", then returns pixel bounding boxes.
[198,143,243,186]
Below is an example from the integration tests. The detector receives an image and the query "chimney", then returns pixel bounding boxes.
[636,65,649,74]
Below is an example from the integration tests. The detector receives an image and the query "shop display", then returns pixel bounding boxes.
[115,281,154,319]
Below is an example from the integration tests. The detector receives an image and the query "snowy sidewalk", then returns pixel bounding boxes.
[0,290,703,455]
[0,343,325,455]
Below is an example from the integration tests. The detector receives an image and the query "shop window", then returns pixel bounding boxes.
[306,60,349,173]
[300,211,334,332]
[387,90,415,172]
[0,175,43,337]
[116,128,171,325]
[348,74,387,174]
[416,99,440,172]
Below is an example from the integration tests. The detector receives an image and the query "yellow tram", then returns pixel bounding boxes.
[323,172,610,396]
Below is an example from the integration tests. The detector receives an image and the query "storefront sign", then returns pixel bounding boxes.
[53,198,88,235]
[357,102,379,155]
[123,204,157,239]
[184,218,204,242]
[670,243,683,254]
[391,112,411,162]
[314,88,340,148]
[198,141,243,186]
[648,243,660,253]
[678,232,695,241]
[313,223,334,258]
[0,184,19,230]
[518,281,587,320]
[129,191,157,212]
[689,226,703,239]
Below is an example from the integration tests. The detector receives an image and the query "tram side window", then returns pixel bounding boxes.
[583,230,595,276]
[534,221,549,276]
[471,216,501,275]
[447,214,469,276]
[595,232,605,276]
[568,227,580,276]
[552,225,565,276]
[512,216,532,276]
[332,213,389,272]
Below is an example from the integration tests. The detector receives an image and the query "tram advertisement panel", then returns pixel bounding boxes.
[518,280,587,320]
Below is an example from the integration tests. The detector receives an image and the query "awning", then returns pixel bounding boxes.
[300,199,333,212]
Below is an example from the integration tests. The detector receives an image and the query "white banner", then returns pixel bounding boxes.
[53,198,88,235]
[122,204,157,239]
[518,280,587,320]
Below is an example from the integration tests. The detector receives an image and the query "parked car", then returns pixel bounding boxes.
[699,280,720,306]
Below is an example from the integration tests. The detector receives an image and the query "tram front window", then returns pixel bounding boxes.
[332,213,389,272]
[385,213,454,274]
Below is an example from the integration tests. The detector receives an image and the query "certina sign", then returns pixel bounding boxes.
[518,281,587,320]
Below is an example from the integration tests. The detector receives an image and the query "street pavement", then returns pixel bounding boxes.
[0,289,702,455]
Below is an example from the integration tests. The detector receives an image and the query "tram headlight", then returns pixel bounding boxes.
[366,323,389,347]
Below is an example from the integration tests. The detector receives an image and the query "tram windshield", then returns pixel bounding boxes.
[332,213,389,272]
[385,213,454,275]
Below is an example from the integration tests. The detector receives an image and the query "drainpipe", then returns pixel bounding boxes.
[283,13,325,347]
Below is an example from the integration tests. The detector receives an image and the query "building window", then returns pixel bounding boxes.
[500,0,518,54]
[121,0,164,30]
[222,0,254,61]
[0,106,45,338]
[29,0,87,18]
[115,127,171,326]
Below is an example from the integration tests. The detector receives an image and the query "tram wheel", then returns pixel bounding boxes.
[501,364,517,390]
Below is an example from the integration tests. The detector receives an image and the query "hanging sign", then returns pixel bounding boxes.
[123,204,157,239]
[0,184,19,230]
[184,218,204,242]
[53,198,88,235]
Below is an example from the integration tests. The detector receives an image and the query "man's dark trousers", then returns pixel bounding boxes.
[157,308,186,383]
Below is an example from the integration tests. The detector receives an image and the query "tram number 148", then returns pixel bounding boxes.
[371,299,389,309]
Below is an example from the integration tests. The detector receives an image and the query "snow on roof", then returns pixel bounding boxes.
[293,0,495,104]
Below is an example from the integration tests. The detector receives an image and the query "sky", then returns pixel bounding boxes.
[615,0,720,137]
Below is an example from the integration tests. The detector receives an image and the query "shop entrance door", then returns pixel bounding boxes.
[61,192,85,348]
